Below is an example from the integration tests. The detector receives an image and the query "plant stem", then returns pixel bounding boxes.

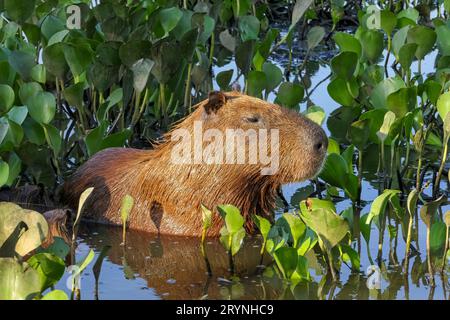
[384,35,391,78]
[404,213,413,272]
[433,135,449,197]
[209,32,215,67]
[416,154,422,191]
[441,225,449,273]
[357,149,363,206]
[426,222,435,287]
[327,249,338,282]
[160,83,167,128]
[184,63,193,114]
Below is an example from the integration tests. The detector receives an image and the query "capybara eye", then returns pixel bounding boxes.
[244,116,260,123]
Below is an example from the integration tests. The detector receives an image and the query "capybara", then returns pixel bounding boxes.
[61,91,328,236]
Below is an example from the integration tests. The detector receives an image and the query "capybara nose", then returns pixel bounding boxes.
[312,129,328,154]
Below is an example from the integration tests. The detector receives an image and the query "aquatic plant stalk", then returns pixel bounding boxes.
[426,222,435,287]
[326,249,338,282]
[404,215,414,272]
[433,134,449,196]
[184,63,192,114]
[441,225,449,273]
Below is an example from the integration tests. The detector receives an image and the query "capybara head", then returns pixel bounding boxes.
[168,91,328,184]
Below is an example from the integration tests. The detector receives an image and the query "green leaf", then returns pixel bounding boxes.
[366,189,400,224]
[406,189,419,218]
[376,111,396,143]
[340,244,360,270]
[43,43,69,79]
[327,137,340,154]
[387,87,417,118]
[27,92,56,125]
[0,61,16,86]
[247,71,266,97]
[300,207,349,250]
[289,0,314,32]
[331,52,358,80]
[27,253,65,291]
[72,187,94,242]
[8,51,36,81]
[436,25,450,56]
[319,153,349,189]
[64,82,85,109]
[370,77,405,109]
[406,25,436,60]
[159,7,183,34]
[4,0,36,23]
[360,213,372,244]
[120,194,134,226]
[307,26,325,50]
[230,228,246,256]
[42,124,61,155]
[0,160,9,187]
[37,237,69,260]
[444,211,450,227]
[276,82,304,109]
[273,247,299,279]
[63,43,94,78]
[201,204,213,230]
[303,106,325,125]
[437,91,450,121]
[0,85,15,113]
[217,204,244,233]
[359,29,384,63]
[420,195,446,228]
[19,82,42,105]
[0,203,49,257]
[5,152,21,186]
[0,258,40,300]
[262,62,283,93]
[348,119,370,150]
[235,40,255,75]
[252,215,271,243]
[219,29,236,52]
[392,26,410,58]
[380,10,397,35]
[430,221,447,256]
[47,30,69,46]
[300,197,337,213]
[40,15,65,41]
[281,213,306,248]
[333,32,362,57]
[75,249,95,275]
[239,15,260,42]
[327,77,354,106]
[216,69,233,91]
[131,58,154,93]
[41,290,68,300]
[30,65,46,84]
[398,43,418,70]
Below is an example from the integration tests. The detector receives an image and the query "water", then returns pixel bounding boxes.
[52,26,449,300]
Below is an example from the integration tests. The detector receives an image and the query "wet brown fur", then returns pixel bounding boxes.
[61,91,327,237]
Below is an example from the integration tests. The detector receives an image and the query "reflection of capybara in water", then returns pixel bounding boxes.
[80,224,282,300]
[62,91,328,236]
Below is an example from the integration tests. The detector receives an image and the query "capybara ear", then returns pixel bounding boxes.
[204,91,227,115]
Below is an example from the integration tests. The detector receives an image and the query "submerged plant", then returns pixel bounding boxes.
[0,202,70,300]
